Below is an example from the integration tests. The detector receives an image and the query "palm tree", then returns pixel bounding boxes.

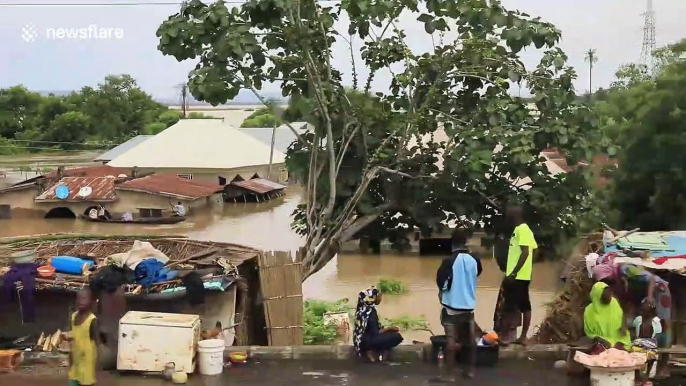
[585,49,598,95]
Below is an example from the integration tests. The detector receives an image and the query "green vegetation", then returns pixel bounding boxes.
[158,0,609,279]
[382,316,428,331]
[377,278,409,295]
[187,111,213,119]
[594,39,686,231]
[0,75,181,151]
[303,299,351,345]
[240,107,278,128]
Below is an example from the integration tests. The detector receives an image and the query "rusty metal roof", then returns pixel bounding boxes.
[230,178,286,194]
[44,165,130,179]
[0,182,38,195]
[117,174,222,200]
[36,177,117,202]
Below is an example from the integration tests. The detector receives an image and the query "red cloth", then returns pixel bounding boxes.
[652,254,686,265]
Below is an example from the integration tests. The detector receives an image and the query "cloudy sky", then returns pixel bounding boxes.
[0,0,684,101]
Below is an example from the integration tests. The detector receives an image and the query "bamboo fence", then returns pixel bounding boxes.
[258,251,303,346]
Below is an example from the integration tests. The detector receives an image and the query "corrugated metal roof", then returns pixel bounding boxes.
[239,122,309,154]
[44,165,130,179]
[107,119,287,169]
[36,177,117,202]
[231,178,286,194]
[93,135,153,162]
[0,182,37,195]
[117,174,222,200]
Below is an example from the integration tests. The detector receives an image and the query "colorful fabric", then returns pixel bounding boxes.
[584,282,631,347]
[353,287,382,354]
[69,312,97,386]
[493,279,521,336]
[631,339,658,361]
[592,263,616,282]
[619,264,671,321]
[506,223,538,281]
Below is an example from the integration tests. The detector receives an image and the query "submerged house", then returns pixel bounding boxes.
[107,119,289,185]
[93,135,153,164]
[0,166,222,219]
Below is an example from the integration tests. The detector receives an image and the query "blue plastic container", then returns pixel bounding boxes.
[49,256,94,275]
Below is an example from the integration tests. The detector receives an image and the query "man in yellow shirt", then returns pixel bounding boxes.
[502,206,538,345]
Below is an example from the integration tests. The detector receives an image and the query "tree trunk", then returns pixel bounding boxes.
[300,211,384,282]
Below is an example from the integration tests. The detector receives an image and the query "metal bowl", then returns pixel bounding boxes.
[11,250,36,265]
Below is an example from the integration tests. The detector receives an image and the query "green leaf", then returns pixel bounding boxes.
[508,70,520,83]
[424,20,436,34]
[553,57,565,69]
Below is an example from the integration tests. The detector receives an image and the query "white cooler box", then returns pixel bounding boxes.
[117,311,201,373]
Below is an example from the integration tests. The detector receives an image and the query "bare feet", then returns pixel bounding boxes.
[366,351,377,363]
[514,337,529,346]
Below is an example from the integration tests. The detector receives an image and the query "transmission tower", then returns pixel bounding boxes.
[640,0,656,74]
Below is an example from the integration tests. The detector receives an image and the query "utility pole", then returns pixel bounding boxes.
[641,0,657,75]
[177,83,188,118]
[267,120,276,180]
[584,49,598,95]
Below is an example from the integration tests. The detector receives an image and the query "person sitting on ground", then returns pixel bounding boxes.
[173,202,186,217]
[352,287,403,362]
[584,282,631,354]
[68,288,99,386]
[436,229,482,379]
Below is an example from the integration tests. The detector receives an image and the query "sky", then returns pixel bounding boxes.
[0,0,684,102]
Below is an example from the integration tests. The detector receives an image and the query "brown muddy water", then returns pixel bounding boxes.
[0,152,560,342]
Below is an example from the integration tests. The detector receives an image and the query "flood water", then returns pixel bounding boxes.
[0,152,560,342]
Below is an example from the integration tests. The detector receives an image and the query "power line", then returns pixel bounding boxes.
[0,145,103,152]
[9,138,117,146]
[0,0,338,6]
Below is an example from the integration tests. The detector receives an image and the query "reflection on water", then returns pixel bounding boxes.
[0,186,560,340]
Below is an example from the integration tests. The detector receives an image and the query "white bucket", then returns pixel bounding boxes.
[590,368,635,386]
[197,339,225,376]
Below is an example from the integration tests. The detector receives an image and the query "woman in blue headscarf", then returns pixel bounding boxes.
[353,287,404,362]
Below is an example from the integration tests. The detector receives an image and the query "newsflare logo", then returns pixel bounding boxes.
[21,23,39,43]
[20,23,124,43]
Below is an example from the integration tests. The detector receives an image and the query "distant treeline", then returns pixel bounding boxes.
[0,75,190,154]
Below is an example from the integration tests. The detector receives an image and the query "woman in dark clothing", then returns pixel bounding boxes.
[353,287,404,362]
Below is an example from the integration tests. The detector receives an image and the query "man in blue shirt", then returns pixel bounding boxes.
[436,229,482,378]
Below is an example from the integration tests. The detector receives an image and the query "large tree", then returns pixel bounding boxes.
[158,0,608,279]
[597,39,686,231]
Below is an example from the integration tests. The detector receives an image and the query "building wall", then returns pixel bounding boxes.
[131,164,288,185]
[0,187,42,216]
[111,190,222,213]
[0,187,221,217]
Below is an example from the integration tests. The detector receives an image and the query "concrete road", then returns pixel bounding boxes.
[5,359,593,386]
[11,359,685,386]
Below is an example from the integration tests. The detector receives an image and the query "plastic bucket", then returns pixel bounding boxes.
[589,368,635,386]
[197,339,225,376]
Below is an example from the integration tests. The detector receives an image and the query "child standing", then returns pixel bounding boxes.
[632,300,661,385]
[69,288,99,386]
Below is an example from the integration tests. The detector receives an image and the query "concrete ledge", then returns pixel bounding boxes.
[226,344,569,362]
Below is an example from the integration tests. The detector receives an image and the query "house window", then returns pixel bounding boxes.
[218,176,227,185]
[177,174,193,180]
